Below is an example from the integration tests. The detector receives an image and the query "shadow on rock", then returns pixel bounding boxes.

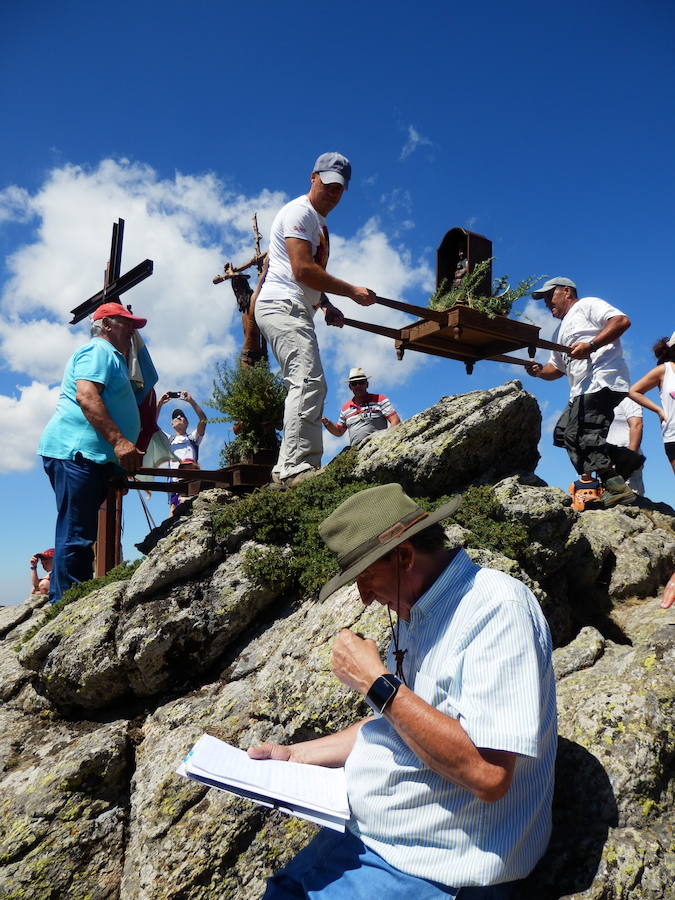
[518,737,618,900]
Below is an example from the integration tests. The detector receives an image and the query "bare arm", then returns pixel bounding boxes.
[184,393,207,437]
[30,555,40,592]
[286,238,375,306]
[568,314,632,360]
[629,367,666,421]
[626,416,643,452]
[76,379,143,473]
[332,630,516,802]
[247,719,368,767]
[321,416,347,437]
[524,362,566,381]
[387,412,402,427]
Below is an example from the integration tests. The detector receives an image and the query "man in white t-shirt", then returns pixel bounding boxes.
[606,397,645,495]
[525,277,642,508]
[253,153,376,486]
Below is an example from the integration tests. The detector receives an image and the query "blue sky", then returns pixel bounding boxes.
[2,0,674,604]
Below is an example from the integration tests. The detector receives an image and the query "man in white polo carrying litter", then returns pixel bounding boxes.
[253,153,376,487]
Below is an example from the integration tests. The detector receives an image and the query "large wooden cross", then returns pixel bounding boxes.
[70,218,153,323]
[70,219,154,575]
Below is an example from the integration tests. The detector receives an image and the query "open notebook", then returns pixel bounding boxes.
[177,734,350,832]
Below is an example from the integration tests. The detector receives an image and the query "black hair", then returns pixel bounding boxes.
[653,337,675,365]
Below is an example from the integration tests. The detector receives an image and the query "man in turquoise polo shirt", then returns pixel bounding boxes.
[38,302,146,604]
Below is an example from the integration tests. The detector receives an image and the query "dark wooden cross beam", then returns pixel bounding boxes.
[69,218,153,324]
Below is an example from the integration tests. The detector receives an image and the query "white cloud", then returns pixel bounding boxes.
[0,318,85,383]
[0,158,436,473]
[400,125,434,161]
[317,217,435,387]
[0,185,34,224]
[0,382,60,473]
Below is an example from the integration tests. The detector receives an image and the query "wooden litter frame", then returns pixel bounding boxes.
[343,296,570,374]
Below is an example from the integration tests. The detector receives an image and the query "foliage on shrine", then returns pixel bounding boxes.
[428,259,541,318]
[210,359,286,465]
[214,451,529,597]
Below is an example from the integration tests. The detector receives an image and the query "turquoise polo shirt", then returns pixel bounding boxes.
[38,338,140,465]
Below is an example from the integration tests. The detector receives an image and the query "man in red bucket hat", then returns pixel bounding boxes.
[38,302,147,603]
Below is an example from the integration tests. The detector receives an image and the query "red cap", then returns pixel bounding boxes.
[92,302,147,328]
[40,548,55,559]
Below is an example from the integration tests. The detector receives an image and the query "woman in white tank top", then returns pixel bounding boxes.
[629,332,675,475]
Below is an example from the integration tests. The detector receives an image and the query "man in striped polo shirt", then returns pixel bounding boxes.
[250,484,557,898]
[321,367,401,447]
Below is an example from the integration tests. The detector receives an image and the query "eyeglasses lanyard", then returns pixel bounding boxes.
[387,551,408,685]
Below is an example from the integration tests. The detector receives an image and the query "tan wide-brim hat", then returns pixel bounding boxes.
[318,483,462,601]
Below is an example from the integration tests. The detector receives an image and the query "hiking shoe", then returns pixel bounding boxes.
[282,467,322,488]
[586,475,636,509]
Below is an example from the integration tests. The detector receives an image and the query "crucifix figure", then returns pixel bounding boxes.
[213,213,268,367]
[71,219,154,577]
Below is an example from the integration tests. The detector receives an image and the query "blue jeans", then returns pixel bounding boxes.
[42,455,113,604]
[261,828,518,899]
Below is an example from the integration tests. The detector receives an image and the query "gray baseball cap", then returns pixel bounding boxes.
[313,152,351,190]
[532,277,577,299]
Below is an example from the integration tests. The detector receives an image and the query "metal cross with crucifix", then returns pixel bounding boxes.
[69,219,154,575]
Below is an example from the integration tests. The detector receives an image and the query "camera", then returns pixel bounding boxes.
[168,391,182,399]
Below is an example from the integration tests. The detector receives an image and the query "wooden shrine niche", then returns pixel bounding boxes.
[436,227,492,297]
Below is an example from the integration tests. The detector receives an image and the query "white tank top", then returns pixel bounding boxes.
[660,362,675,442]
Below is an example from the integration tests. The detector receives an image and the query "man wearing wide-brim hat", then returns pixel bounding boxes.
[322,367,401,448]
[250,483,557,898]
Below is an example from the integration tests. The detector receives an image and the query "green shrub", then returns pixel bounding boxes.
[216,457,527,597]
[210,359,286,464]
[422,485,529,561]
[213,449,368,595]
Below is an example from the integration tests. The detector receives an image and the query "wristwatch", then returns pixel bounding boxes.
[365,673,402,714]
[589,340,599,352]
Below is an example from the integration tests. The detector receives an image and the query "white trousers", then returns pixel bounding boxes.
[254,297,327,479]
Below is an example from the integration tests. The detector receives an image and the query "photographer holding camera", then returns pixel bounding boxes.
[30,548,54,596]
[157,391,208,514]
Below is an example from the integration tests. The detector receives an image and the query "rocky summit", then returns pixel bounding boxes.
[1,381,673,899]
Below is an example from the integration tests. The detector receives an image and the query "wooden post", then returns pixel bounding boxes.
[95,484,122,577]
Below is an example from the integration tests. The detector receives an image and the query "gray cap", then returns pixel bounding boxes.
[532,277,577,299]
[313,152,351,190]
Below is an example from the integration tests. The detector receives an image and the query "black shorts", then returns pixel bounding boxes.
[665,442,675,462]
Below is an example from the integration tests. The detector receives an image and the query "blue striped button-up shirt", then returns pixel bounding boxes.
[345,549,557,888]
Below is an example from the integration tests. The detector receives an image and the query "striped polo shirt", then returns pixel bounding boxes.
[337,393,396,446]
[345,549,557,887]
